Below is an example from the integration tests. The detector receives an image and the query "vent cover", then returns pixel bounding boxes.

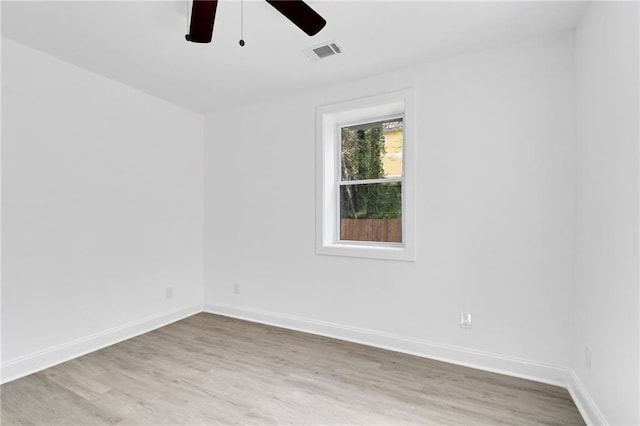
[304,41,344,62]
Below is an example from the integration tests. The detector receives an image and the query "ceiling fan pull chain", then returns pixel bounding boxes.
[239,0,245,46]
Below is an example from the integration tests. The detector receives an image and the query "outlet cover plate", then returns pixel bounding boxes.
[460,312,472,329]
[585,346,591,371]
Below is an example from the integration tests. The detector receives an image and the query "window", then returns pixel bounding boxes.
[340,118,403,242]
[316,89,415,261]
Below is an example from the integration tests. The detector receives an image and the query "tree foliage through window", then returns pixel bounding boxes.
[340,121,402,219]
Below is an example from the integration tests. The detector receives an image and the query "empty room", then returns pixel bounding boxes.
[1,0,638,425]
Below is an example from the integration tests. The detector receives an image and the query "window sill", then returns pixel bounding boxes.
[316,242,415,262]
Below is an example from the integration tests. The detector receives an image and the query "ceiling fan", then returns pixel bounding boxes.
[185,0,327,43]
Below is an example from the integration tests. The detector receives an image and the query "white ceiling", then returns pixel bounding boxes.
[2,1,587,113]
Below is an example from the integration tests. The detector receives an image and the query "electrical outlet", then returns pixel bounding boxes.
[165,287,174,299]
[460,312,472,329]
[233,283,240,295]
[585,346,591,371]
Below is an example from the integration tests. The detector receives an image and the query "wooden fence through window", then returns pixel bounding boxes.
[340,218,402,243]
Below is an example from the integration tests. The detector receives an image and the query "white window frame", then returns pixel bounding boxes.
[316,89,415,261]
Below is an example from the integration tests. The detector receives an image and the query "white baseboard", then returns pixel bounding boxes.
[0,303,202,384]
[567,369,608,425]
[203,302,568,387]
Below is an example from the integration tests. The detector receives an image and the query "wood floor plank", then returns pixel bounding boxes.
[1,313,585,425]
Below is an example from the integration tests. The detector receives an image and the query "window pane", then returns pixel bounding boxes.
[340,182,402,243]
[340,119,403,181]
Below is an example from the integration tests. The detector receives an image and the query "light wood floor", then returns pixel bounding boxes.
[1,313,584,425]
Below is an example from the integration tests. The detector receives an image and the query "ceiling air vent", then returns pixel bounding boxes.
[304,41,344,62]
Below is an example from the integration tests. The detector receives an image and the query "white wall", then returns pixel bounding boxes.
[572,3,639,425]
[203,33,575,382]
[1,39,204,381]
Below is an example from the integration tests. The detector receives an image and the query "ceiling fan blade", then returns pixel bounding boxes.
[185,0,218,43]
[265,0,326,36]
